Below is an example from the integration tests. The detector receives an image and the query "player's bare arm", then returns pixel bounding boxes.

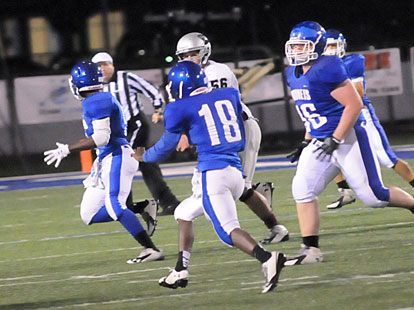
[352,80,365,98]
[330,79,363,141]
[68,137,97,153]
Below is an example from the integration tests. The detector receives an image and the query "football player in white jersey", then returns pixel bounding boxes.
[173,32,289,247]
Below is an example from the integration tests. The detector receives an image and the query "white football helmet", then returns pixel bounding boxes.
[176,32,211,66]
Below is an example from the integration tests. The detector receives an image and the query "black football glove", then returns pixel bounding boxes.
[313,136,340,160]
[287,139,312,163]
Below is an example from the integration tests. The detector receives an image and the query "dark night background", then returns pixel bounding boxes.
[0,0,413,176]
[0,0,413,76]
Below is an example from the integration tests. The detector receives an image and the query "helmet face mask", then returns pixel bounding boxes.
[166,61,208,101]
[70,61,104,100]
[323,29,346,58]
[177,50,203,65]
[285,39,318,66]
[68,77,83,101]
[285,21,326,66]
[176,32,211,66]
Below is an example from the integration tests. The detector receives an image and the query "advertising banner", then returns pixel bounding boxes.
[15,75,82,125]
[359,48,403,97]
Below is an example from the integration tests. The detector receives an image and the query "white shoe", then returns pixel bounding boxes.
[159,268,189,289]
[141,198,159,236]
[261,225,289,244]
[126,248,164,264]
[285,244,323,266]
[262,251,286,293]
[326,188,356,209]
[254,182,275,208]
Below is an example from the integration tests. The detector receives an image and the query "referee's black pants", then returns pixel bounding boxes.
[126,113,180,211]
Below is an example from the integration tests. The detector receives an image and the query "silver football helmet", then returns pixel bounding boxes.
[176,32,211,66]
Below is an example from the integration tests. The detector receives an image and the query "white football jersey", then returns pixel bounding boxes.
[204,60,253,118]
[204,60,239,90]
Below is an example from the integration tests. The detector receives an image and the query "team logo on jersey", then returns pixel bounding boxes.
[291,89,311,101]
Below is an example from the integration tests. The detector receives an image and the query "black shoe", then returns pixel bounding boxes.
[158,205,177,216]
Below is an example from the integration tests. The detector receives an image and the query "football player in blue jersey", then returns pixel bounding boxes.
[174,32,289,245]
[134,61,287,293]
[43,61,164,264]
[284,21,414,265]
[323,29,414,210]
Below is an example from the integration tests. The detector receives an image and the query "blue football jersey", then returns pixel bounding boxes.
[343,54,371,106]
[286,55,363,139]
[164,88,245,172]
[82,92,129,160]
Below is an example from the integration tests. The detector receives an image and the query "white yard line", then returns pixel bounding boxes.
[8,269,414,310]
[0,275,44,281]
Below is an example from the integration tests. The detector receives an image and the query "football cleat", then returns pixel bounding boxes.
[285,244,323,266]
[326,188,356,209]
[141,198,159,236]
[262,251,286,293]
[158,201,180,216]
[159,268,189,289]
[261,224,289,244]
[126,248,164,264]
[253,182,275,208]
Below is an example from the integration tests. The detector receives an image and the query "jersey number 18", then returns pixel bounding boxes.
[198,100,242,146]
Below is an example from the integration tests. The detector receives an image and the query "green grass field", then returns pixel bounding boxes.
[1,165,413,310]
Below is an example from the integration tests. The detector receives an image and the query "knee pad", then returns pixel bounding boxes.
[358,195,388,208]
[174,197,204,221]
[239,188,254,202]
[292,175,316,202]
[80,206,93,225]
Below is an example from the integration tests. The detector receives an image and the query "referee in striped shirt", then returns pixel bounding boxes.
[92,52,180,216]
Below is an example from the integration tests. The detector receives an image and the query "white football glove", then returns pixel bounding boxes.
[44,142,70,168]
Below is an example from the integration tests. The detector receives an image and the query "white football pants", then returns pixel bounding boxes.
[238,117,261,189]
[174,166,244,246]
[292,123,389,208]
[80,145,138,224]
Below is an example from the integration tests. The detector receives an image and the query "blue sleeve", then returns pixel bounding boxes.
[164,102,187,133]
[84,97,113,121]
[143,131,181,163]
[347,54,365,79]
[319,56,349,85]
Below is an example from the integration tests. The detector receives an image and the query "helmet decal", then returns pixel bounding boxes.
[285,21,327,66]
[167,61,208,101]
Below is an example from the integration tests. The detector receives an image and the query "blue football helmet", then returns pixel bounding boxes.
[166,60,208,101]
[285,21,327,66]
[68,61,103,100]
[323,29,347,58]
